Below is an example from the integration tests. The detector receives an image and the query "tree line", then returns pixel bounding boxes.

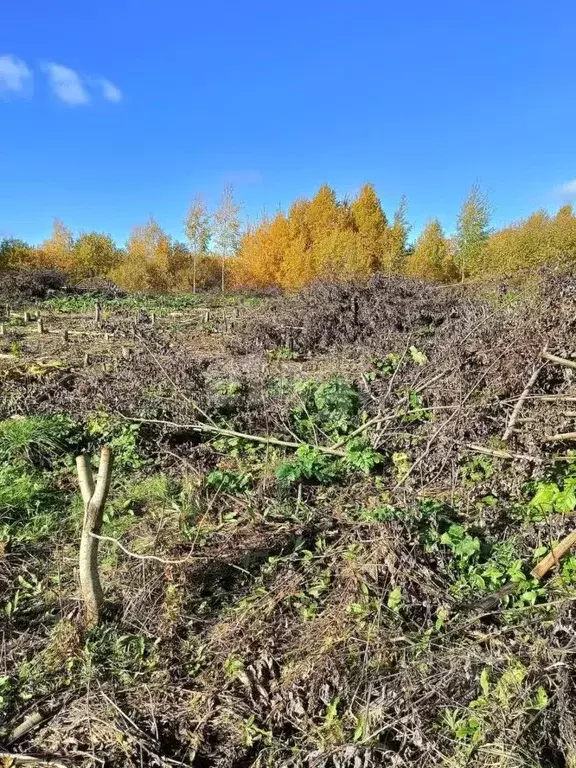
[2,182,576,291]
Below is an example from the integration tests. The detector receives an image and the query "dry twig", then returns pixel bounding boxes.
[503,360,544,440]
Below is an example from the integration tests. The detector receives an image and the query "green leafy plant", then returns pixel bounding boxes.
[291,377,361,441]
[276,445,341,485]
[462,455,495,485]
[440,524,481,564]
[206,468,253,494]
[400,390,432,423]
[387,586,403,613]
[242,715,272,747]
[530,477,576,515]
[267,345,298,361]
[0,675,14,716]
[86,414,144,469]
[344,440,382,474]
[409,345,428,365]
[364,352,400,380]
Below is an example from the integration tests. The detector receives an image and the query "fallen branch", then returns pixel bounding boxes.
[531,531,576,579]
[542,432,576,443]
[90,532,207,564]
[543,351,576,371]
[0,754,71,767]
[8,711,47,743]
[503,362,544,440]
[462,442,541,463]
[124,416,348,457]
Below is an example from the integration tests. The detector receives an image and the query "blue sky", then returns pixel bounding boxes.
[1,0,576,246]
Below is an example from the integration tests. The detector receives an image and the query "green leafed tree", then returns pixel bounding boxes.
[184,194,211,293]
[386,195,411,274]
[213,184,241,292]
[455,184,491,280]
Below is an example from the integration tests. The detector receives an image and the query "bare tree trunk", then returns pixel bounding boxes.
[76,447,113,627]
[221,255,225,293]
[193,253,197,294]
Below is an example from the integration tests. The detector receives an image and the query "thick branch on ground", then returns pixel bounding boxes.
[543,350,576,370]
[0,755,71,767]
[76,446,113,627]
[503,362,544,440]
[462,442,541,463]
[531,531,576,579]
[542,432,576,443]
[8,711,46,743]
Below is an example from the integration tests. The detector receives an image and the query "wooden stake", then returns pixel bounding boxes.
[95,301,102,325]
[531,531,576,579]
[76,447,113,627]
[23,311,30,323]
[36,318,44,334]
[203,310,210,323]
[121,346,132,360]
[83,352,90,367]
[151,312,156,326]
[0,323,4,337]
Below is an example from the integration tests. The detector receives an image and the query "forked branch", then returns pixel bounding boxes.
[76,446,113,627]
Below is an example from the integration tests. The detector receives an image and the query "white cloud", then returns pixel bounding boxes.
[556,179,576,197]
[99,78,122,103]
[0,54,32,94]
[44,63,89,105]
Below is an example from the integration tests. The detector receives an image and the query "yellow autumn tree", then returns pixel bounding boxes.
[484,211,555,276]
[110,218,172,291]
[233,212,290,288]
[279,199,314,289]
[550,204,576,263]
[406,219,452,281]
[73,232,122,278]
[350,183,388,275]
[39,219,75,270]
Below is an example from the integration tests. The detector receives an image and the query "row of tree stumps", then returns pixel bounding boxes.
[0,302,240,348]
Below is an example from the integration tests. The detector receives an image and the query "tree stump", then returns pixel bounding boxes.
[76,447,113,627]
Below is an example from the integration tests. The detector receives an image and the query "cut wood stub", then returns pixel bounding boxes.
[76,447,114,627]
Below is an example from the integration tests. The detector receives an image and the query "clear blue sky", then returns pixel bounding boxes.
[1,0,576,246]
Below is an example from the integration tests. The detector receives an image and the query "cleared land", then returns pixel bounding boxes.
[2,272,576,767]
